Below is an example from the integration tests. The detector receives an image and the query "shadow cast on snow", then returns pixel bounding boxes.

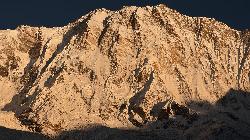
[0,126,49,140]
[1,89,250,140]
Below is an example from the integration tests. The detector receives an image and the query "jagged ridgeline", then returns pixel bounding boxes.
[0,4,250,139]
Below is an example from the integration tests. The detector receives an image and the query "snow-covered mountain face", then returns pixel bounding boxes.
[0,4,250,139]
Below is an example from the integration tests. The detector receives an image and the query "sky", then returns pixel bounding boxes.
[0,0,250,30]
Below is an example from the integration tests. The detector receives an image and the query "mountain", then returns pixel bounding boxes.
[0,4,250,139]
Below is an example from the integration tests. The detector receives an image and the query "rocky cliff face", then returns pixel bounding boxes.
[0,4,250,139]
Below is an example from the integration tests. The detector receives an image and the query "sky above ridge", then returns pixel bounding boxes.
[0,0,249,30]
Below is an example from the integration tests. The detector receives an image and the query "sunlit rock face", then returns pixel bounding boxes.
[0,4,250,139]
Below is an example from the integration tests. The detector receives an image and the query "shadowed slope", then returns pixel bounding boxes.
[0,126,49,140]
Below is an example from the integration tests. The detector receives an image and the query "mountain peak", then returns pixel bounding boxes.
[0,4,250,139]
